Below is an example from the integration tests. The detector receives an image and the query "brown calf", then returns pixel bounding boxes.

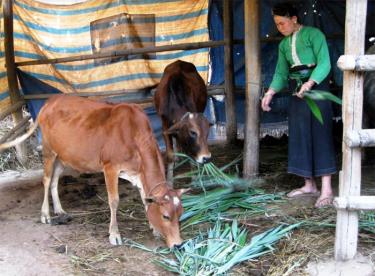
[0,95,186,248]
[154,60,212,179]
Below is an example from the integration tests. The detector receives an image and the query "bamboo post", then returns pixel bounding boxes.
[335,0,368,261]
[3,0,28,165]
[243,0,261,178]
[223,0,237,143]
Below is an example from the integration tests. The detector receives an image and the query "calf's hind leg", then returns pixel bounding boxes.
[103,166,122,245]
[50,159,67,216]
[40,148,57,224]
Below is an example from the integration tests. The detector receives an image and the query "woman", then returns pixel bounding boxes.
[261,3,336,208]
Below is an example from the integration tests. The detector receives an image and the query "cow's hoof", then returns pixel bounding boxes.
[41,215,51,224]
[50,214,72,225]
[54,209,67,216]
[109,233,123,245]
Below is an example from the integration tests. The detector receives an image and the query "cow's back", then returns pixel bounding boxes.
[154,60,207,119]
[38,95,152,172]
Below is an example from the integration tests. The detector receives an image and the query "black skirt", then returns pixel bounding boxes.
[287,78,337,177]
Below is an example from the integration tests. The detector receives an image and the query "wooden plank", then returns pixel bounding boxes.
[0,115,31,144]
[16,40,225,67]
[335,0,368,261]
[337,55,375,71]
[345,129,375,148]
[334,196,375,210]
[243,0,261,178]
[6,123,29,143]
[0,168,80,190]
[3,0,28,164]
[0,100,25,121]
[21,85,227,101]
[223,0,237,143]
[0,170,44,189]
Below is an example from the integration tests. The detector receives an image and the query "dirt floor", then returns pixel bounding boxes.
[0,137,374,276]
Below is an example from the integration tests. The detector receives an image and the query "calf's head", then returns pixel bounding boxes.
[166,112,212,164]
[145,188,186,248]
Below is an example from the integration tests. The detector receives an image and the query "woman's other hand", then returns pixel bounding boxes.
[296,79,315,98]
[261,89,276,111]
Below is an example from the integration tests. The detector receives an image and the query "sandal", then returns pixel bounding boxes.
[314,196,334,208]
[286,188,320,198]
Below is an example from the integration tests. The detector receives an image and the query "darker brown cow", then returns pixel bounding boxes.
[0,95,186,248]
[154,60,212,179]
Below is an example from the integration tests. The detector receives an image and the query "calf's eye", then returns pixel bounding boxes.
[162,214,171,221]
[189,131,197,139]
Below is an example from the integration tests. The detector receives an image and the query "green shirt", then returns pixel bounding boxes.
[269,26,331,92]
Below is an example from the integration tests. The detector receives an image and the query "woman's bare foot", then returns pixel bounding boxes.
[287,177,319,198]
[287,187,320,197]
[315,175,334,208]
[315,195,333,208]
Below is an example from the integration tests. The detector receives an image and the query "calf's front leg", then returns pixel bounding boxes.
[164,133,175,182]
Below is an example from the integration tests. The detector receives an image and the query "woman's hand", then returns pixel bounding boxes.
[296,79,315,98]
[261,90,276,111]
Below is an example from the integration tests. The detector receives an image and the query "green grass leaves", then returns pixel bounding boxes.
[173,153,246,192]
[180,187,283,229]
[156,220,301,275]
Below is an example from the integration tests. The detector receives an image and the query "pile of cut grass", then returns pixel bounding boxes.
[126,220,301,275]
[180,186,283,229]
[120,154,302,274]
[122,152,375,275]
[360,211,375,234]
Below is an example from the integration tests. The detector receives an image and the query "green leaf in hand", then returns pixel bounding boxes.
[305,90,342,105]
[304,97,323,124]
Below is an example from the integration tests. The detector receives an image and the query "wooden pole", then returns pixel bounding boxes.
[335,0,368,261]
[20,85,226,100]
[223,0,237,143]
[16,40,225,67]
[3,0,28,165]
[243,0,261,178]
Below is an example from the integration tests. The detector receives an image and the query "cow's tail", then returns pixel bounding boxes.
[0,121,39,151]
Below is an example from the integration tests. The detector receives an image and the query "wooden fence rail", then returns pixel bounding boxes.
[334,196,375,211]
[344,129,375,148]
[16,40,226,67]
[0,85,229,148]
[337,55,375,71]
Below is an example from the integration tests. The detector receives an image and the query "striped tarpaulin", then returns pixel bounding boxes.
[0,0,209,110]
